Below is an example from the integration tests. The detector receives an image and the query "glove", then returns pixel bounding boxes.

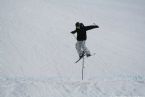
[70,30,76,34]
[93,23,99,28]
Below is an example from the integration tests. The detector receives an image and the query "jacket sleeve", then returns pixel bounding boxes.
[70,30,77,34]
[85,25,99,31]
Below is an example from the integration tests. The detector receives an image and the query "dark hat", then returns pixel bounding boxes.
[75,22,80,27]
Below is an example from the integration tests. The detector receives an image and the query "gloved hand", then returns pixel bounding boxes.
[93,23,99,28]
[70,31,76,34]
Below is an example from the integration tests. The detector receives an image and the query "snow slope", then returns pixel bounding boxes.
[0,0,145,96]
[0,78,145,97]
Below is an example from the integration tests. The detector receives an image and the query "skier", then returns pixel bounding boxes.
[71,22,99,59]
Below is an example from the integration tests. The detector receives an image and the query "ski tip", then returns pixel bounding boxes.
[75,56,85,63]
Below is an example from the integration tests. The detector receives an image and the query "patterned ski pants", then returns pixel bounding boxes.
[76,41,90,57]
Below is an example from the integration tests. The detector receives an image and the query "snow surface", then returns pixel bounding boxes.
[0,77,145,97]
[0,0,145,96]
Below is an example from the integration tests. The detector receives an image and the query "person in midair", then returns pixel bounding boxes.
[71,22,99,58]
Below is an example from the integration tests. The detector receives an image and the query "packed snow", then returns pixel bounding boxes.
[0,0,145,96]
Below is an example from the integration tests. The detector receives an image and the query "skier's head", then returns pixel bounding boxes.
[75,22,84,29]
[75,22,80,29]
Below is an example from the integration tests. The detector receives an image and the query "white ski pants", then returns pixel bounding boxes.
[76,41,90,57]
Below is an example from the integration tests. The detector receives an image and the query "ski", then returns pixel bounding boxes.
[75,53,96,63]
[75,55,85,63]
[75,51,85,63]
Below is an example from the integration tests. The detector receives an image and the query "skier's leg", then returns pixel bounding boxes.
[76,41,83,57]
[82,41,91,56]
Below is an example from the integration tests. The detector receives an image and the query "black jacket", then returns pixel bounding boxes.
[71,25,99,41]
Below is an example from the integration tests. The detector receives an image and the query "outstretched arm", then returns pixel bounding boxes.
[85,25,99,31]
[70,30,77,34]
